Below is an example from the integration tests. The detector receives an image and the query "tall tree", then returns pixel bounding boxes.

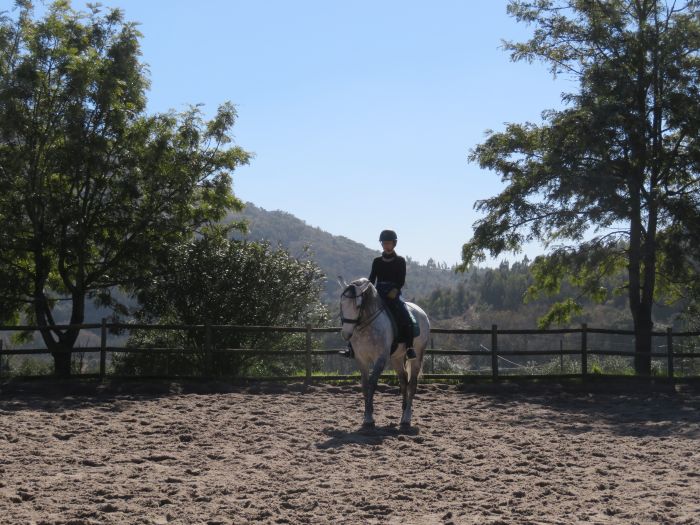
[0,1,251,375]
[460,0,700,374]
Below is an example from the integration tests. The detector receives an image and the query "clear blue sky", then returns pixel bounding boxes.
[29,0,576,266]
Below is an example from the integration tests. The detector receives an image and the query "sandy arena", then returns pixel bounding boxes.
[0,379,698,525]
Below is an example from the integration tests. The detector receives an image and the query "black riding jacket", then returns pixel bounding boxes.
[368,252,406,291]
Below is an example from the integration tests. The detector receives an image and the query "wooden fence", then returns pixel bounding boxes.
[1,322,699,381]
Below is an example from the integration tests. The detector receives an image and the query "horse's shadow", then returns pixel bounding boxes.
[316,423,419,450]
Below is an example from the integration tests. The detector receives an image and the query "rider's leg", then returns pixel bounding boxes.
[387,299,405,339]
[396,301,417,360]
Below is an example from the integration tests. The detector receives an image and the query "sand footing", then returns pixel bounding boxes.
[1,378,698,524]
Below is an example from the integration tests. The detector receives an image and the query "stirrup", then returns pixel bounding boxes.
[339,344,354,359]
[406,347,417,360]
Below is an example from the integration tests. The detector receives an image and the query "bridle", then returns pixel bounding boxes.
[340,286,362,325]
[340,284,385,331]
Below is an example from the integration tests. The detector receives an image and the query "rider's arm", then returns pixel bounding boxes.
[396,257,406,290]
[368,258,378,284]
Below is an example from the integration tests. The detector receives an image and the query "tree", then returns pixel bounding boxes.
[0,1,251,375]
[460,1,700,374]
[118,235,328,377]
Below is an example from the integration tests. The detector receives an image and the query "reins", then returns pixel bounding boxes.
[355,304,385,331]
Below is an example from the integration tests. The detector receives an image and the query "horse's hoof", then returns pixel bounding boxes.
[361,421,375,429]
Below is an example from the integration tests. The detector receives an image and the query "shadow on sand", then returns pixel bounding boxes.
[316,423,420,450]
[0,377,316,412]
[452,378,700,439]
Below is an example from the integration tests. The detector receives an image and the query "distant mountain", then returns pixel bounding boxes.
[228,203,471,303]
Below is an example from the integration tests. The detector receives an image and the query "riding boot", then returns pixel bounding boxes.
[339,341,354,359]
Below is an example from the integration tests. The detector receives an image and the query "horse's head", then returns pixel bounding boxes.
[339,278,373,341]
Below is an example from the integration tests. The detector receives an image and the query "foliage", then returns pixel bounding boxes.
[461,1,700,374]
[0,1,250,375]
[114,235,328,377]
[664,222,700,330]
[422,255,683,329]
[422,263,520,319]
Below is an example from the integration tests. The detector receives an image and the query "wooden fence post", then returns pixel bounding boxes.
[0,338,4,381]
[581,323,588,378]
[667,327,674,379]
[491,324,499,380]
[305,325,312,384]
[204,323,213,377]
[100,318,107,379]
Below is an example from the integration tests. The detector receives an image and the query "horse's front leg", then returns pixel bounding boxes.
[362,356,387,428]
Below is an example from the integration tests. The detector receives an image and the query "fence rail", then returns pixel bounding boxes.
[1,322,699,381]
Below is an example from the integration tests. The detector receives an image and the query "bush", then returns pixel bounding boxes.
[114,236,328,377]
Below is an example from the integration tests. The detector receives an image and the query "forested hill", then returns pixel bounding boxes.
[227,203,470,303]
[227,203,688,330]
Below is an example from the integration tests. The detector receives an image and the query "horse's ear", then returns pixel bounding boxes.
[336,275,348,289]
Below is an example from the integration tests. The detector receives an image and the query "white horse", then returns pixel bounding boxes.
[339,277,430,427]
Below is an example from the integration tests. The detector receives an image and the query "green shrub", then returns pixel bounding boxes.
[114,236,328,378]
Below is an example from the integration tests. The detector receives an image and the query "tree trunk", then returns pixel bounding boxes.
[628,177,651,375]
[35,287,85,378]
[52,347,72,377]
[632,303,653,376]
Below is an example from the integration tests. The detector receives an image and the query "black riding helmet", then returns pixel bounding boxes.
[379,230,397,242]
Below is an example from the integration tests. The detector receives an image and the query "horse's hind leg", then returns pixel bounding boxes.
[391,351,409,424]
[361,357,386,428]
[400,357,420,427]
[360,370,374,427]
[398,369,408,413]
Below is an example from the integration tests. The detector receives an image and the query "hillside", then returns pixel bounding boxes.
[20,203,464,328]
[228,203,470,303]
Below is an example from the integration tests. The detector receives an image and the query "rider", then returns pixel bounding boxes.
[341,229,417,360]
